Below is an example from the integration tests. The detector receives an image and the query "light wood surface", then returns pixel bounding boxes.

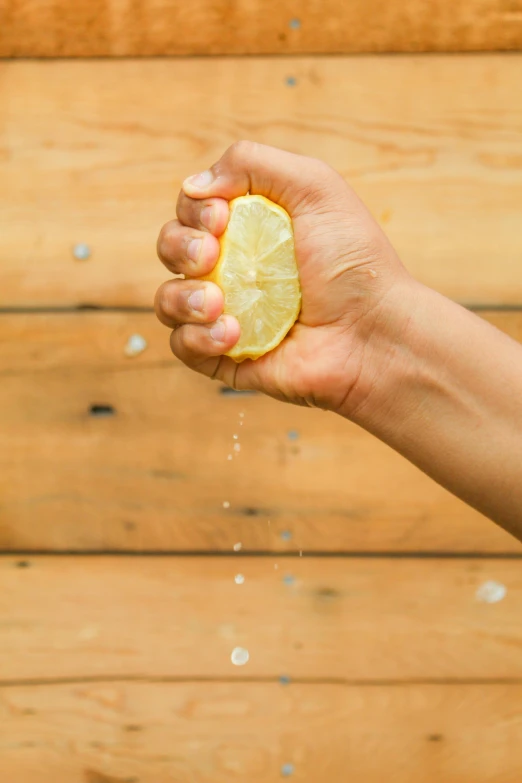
[1,556,520,681]
[2,57,522,307]
[2,311,521,554]
[1,681,521,783]
[2,0,522,57]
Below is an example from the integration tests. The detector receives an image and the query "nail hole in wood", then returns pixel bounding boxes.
[89,404,116,417]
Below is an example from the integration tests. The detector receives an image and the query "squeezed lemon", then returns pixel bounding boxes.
[204,195,301,362]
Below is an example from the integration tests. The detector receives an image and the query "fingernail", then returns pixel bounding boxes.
[187,238,202,262]
[210,319,226,342]
[201,206,215,231]
[187,289,205,312]
[183,170,214,191]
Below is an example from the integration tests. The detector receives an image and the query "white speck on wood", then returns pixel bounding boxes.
[476,580,507,603]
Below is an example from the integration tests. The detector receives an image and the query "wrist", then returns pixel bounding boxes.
[337,274,425,428]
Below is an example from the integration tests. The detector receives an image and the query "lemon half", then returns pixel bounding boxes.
[204,195,301,362]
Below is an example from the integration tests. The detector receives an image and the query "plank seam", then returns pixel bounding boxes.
[4,551,522,558]
[1,304,522,315]
[1,675,522,688]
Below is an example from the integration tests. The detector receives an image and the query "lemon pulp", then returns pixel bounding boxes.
[204,195,301,362]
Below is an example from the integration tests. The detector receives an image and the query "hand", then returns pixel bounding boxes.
[155,141,413,417]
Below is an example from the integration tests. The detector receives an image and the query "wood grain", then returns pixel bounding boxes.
[1,681,521,782]
[1,311,521,554]
[2,0,522,57]
[1,556,521,681]
[2,57,522,307]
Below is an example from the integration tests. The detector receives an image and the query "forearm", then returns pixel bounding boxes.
[350,279,522,540]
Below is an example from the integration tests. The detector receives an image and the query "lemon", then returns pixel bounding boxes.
[204,195,301,362]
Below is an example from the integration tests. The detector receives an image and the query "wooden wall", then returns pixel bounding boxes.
[1,3,522,781]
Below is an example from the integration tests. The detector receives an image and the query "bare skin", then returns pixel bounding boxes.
[155,141,522,543]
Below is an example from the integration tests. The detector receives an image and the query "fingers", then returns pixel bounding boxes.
[175,193,229,235]
[181,140,338,215]
[156,219,220,277]
[169,316,242,386]
[154,278,225,328]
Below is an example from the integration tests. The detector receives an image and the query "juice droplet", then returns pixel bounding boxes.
[233,542,242,552]
[234,574,245,585]
[223,501,230,509]
[234,443,241,452]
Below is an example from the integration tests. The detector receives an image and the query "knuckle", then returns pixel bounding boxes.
[156,221,178,261]
[155,284,175,318]
[228,139,257,163]
[156,226,170,260]
[181,326,203,355]
[307,156,335,184]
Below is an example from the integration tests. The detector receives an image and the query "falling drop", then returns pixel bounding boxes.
[234,443,241,452]
[223,501,230,509]
[231,647,249,666]
[227,454,233,461]
[234,574,245,585]
[233,542,242,552]
[233,434,239,440]
[299,550,303,557]
[239,412,245,418]
[124,333,148,358]
[274,563,278,570]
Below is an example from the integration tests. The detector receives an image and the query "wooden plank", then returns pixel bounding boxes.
[1,682,521,783]
[1,312,521,554]
[1,56,522,308]
[2,0,522,57]
[0,556,521,681]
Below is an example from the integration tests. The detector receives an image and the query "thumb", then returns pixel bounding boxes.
[182,140,336,215]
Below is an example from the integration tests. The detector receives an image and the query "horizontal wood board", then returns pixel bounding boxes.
[1,311,521,553]
[0,556,521,681]
[2,0,522,56]
[1,57,522,307]
[1,682,521,782]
